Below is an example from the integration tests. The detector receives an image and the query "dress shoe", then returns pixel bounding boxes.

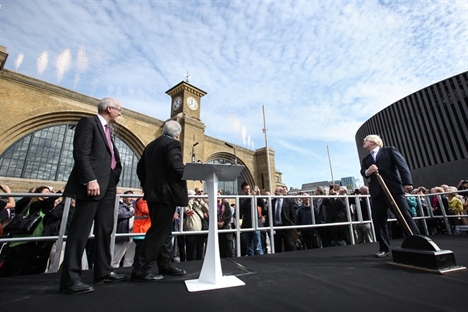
[94,272,127,284]
[375,251,391,258]
[159,265,187,276]
[59,281,94,295]
[130,272,164,282]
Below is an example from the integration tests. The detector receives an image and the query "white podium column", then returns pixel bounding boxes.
[185,170,245,292]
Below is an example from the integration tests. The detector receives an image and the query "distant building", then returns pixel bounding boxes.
[289,177,358,194]
[341,176,358,191]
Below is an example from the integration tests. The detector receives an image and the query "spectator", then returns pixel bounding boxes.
[112,190,136,268]
[406,189,418,217]
[328,187,352,246]
[1,186,55,276]
[354,186,373,244]
[296,196,321,249]
[43,198,87,272]
[446,186,463,226]
[183,188,209,261]
[267,186,296,252]
[217,194,233,258]
[313,187,330,247]
[239,182,264,256]
[133,194,150,265]
[0,184,15,227]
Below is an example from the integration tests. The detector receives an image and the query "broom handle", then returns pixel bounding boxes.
[374,172,413,237]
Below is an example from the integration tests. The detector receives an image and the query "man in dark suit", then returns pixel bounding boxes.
[60,97,126,294]
[360,134,420,258]
[239,182,264,256]
[266,186,296,252]
[131,120,188,282]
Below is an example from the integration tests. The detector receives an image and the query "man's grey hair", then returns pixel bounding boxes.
[359,185,369,194]
[97,97,115,113]
[163,120,182,138]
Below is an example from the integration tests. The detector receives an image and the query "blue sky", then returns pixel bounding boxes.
[1,0,466,190]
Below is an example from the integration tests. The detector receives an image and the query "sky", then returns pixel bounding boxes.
[1,0,467,190]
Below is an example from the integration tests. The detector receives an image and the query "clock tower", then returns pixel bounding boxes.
[166,81,207,120]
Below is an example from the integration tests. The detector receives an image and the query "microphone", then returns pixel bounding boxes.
[225,142,237,165]
[191,142,199,162]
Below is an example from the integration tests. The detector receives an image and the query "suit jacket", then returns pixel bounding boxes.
[360,146,412,198]
[265,197,296,227]
[64,116,122,200]
[137,135,188,207]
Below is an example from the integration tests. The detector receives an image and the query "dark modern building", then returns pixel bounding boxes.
[356,71,468,188]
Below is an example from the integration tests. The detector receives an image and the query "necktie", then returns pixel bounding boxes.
[275,199,282,225]
[371,151,376,161]
[105,124,117,169]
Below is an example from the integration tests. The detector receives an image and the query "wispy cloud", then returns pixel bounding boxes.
[2,0,466,188]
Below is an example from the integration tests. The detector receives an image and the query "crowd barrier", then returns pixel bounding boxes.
[1,190,467,274]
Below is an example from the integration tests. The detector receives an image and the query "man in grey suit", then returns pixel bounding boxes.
[131,120,188,282]
[360,134,420,258]
[60,97,126,294]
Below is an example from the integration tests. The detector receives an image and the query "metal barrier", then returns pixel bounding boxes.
[1,190,467,274]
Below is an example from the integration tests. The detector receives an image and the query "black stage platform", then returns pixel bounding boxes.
[1,235,467,312]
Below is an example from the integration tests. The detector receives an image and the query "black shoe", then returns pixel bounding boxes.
[159,265,187,276]
[59,281,94,295]
[130,272,164,282]
[375,251,391,258]
[94,272,127,284]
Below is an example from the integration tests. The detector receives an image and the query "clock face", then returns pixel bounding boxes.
[187,96,198,110]
[172,96,182,110]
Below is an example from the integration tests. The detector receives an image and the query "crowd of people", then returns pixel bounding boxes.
[0,178,467,277]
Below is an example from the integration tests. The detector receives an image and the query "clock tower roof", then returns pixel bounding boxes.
[165,81,207,98]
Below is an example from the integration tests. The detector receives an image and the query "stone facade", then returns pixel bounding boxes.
[0,46,282,193]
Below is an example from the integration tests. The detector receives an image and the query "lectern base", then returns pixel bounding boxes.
[185,276,245,292]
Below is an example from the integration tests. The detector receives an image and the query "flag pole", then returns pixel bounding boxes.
[262,105,273,193]
[327,145,334,184]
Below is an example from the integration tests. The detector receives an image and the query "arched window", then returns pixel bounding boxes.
[0,124,140,188]
[206,158,246,195]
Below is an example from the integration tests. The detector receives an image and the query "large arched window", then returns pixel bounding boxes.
[0,124,140,188]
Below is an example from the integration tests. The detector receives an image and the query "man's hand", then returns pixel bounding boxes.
[185,209,195,217]
[366,164,378,176]
[87,181,100,197]
[404,185,413,193]
[0,184,11,193]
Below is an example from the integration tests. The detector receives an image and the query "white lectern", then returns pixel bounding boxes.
[182,162,246,292]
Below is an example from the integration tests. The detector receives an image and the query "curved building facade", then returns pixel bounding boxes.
[356,71,468,188]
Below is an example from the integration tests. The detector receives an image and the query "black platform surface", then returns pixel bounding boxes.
[1,235,467,312]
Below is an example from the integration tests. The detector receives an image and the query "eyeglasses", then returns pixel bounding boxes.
[110,106,122,112]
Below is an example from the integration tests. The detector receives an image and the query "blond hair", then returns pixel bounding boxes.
[364,134,383,147]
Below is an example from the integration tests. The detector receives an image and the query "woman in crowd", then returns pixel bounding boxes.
[0,186,56,276]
